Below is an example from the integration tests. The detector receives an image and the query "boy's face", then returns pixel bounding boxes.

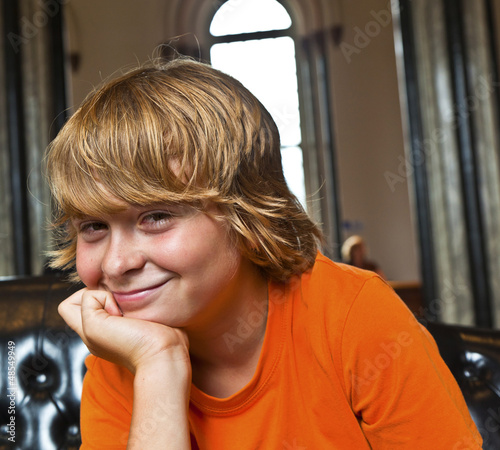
[72,199,255,333]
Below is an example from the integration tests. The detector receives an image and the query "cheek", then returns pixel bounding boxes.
[195,229,241,280]
[190,221,235,261]
[75,242,102,287]
[169,218,237,274]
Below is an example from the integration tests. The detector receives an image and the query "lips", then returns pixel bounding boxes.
[111,281,167,304]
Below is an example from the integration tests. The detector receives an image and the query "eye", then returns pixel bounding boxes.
[140,211,174,230]
[78,221,107,232]
[75,220,108,241]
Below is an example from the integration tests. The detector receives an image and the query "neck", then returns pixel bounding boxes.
[186,261,269,397]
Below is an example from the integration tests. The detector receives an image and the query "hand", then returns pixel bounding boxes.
[58,288,190,374]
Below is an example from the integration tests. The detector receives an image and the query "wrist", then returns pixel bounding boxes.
[129,358,191,450]
[134,356,192,390]
[129,332,191,376]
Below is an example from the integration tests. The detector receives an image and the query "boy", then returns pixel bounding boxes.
[46,58,481,449]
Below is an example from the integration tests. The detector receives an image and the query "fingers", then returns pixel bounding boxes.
[58,287,191,374]
[79,290,125,350]
[80,289,122,320]
[58,288,122,347]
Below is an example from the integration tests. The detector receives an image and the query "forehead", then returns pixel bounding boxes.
[64,176,211,222]
[73,201,194,221]
[57,144,201,213]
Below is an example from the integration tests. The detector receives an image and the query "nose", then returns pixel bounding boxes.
[101,231,146,279]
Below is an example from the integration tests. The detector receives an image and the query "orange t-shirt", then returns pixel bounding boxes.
[80,253,482,449]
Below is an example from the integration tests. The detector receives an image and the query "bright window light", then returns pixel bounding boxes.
[281,146,306,207]
[211,37,301,147]
[210,0,306,208]
[210,0,292,36]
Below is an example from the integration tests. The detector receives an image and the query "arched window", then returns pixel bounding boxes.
[209,0,306,208]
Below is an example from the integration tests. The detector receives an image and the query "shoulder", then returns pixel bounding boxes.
[297,252,422,375]
[301,252,394,315]
[304,251,382,287]
[293,254,482,447]
[304,252,418,341]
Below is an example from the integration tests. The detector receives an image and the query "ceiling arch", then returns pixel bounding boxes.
[165,0,341,41]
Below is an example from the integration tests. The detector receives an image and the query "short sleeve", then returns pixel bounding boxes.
[340,276,482,449]
[80,355,134,449]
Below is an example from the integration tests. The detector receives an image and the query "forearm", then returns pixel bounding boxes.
[127,359,192,449]
[59,289,193,448]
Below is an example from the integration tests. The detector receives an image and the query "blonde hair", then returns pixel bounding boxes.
[45,58,322,281]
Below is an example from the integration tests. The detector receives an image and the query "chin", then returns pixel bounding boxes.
[122,309,180,327]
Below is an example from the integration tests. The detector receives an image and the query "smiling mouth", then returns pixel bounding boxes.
[112,282,167,303]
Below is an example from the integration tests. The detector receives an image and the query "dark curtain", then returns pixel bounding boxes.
[1,0,67,276]
[393,0,500,327]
